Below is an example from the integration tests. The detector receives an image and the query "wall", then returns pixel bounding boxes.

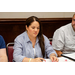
[0,18,72,44]
[0,12,75,18]
[0,12,74,44]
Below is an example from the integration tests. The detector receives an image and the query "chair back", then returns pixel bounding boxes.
[7,43,14,62]
[50,41,52,45]
[49,38,52,45]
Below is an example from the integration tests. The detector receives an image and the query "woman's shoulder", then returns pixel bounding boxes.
[17,31,26,37]
[15,31,26,40]
[43,34,49,40]
[43,34,48,38]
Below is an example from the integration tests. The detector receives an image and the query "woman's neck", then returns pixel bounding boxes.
[27,33,36,42]
[29,36,36,42]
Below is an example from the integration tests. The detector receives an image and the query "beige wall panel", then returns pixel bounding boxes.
[0,12,75,18]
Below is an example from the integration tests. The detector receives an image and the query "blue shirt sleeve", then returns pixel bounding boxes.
[43,35,57,58]
[0,35,6,49]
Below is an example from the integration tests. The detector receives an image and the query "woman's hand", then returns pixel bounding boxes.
[50,53,59,62]
[32,58,46,62]
[22,57,45,62]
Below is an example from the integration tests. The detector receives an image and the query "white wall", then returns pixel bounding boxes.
[0,12,75,18]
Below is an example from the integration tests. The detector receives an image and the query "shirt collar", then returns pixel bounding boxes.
[70,23,75,36]
[25,31,31,43]
[25,31,39,43]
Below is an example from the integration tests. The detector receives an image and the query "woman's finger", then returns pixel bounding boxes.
[51,56,59,62]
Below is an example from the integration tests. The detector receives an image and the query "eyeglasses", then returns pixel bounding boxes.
[72,19,75,21]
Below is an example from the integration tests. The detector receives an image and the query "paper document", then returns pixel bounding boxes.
[44,57,74,62]
[61,52,75,61]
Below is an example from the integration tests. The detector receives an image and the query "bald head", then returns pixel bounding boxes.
[73,14,75,18]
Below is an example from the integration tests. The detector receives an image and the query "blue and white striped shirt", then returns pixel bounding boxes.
[13,31,57,62]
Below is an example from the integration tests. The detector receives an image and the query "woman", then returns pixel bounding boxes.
[13,16,58,62]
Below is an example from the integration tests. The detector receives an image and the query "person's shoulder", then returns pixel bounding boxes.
[43,34,49,40]
[0,35,6,48]
[15,31,26,40]
[0,35,3,38]
[43,34,47,38]
[0,35,4,40]
[56,23,71,32]
[60,23,71,29]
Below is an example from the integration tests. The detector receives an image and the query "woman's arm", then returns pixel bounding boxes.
[22,57,45,62]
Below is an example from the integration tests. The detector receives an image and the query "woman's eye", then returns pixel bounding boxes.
[37,27,40,29]
[32,27,35,29]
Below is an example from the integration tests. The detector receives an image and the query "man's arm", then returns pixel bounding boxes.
[55,50,63,57]
[52,29,65,57]
[0,48,8,62]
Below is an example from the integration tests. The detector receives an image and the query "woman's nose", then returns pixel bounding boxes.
[35,28,37,31]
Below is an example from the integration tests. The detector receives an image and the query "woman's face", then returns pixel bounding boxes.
[26,21,40,38]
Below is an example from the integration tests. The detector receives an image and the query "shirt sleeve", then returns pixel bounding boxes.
[0,35,6,49]
[13,37,26,62]
[52,29,65,51]
[43,35,57,58]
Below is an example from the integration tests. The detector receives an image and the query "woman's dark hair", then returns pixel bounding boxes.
[26,16,45,57]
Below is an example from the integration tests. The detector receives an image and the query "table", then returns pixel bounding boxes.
[44,57,74,62]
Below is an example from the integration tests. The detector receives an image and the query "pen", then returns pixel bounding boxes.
[35,56,45,62]
[40,59,43,61]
